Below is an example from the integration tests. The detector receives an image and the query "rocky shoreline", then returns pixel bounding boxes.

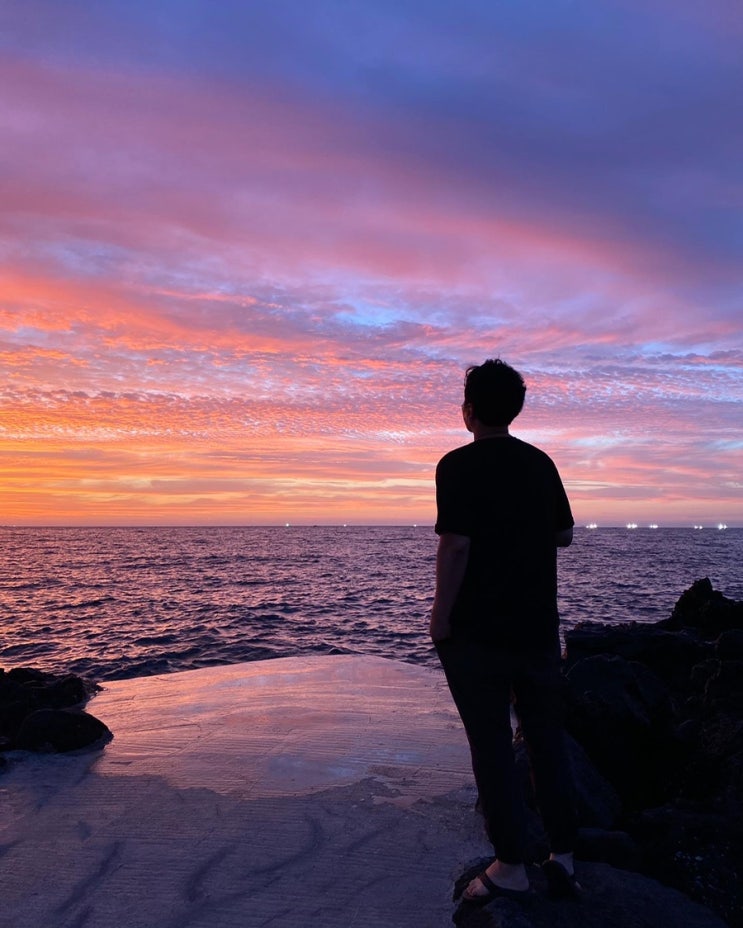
[558,578,742,926]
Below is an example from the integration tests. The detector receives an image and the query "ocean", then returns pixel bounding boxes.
[1,526,741,682]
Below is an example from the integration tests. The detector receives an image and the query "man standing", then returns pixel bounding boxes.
[431,358,579,904]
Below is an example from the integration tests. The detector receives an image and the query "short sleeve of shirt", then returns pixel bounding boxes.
[434,450,474,537]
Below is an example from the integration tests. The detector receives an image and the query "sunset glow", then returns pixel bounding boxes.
[1,1,741,526]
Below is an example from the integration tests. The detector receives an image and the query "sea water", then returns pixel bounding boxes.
[0,526,740,681]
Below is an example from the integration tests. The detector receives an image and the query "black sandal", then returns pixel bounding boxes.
[542,859,582,899]
[462,870,530,907]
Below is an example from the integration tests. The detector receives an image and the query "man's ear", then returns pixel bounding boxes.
[461,402,475,430]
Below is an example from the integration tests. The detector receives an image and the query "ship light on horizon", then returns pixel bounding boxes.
[586,522,598,529]
[718,523,728,530]
[626,522,638,529]
[649,524,659,529]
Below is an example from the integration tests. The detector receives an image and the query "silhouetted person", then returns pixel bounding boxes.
[431,358,579,903]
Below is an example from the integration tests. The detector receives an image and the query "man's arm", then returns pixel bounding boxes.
[556,527,573,547]
[430,532,470,642]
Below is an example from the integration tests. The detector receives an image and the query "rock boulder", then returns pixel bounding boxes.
[0,666,110,759]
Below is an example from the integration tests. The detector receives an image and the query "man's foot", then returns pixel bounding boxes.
[542,858,582,899]
[462,859,529,905]
[549,852,575,876]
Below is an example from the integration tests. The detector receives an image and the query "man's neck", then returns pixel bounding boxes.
[472,424,510,440]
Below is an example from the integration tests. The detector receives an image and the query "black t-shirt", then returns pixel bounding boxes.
[435,435,574,651]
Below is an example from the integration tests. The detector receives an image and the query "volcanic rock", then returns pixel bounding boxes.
[0,666,109,759]
[562,578,743,926]
[15,708,111,752]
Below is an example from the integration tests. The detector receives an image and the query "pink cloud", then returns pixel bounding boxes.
[3,51,733,312]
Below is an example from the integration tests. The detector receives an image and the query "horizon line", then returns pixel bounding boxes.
[0,522,740,530]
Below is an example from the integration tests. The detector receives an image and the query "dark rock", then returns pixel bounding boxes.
[704,660,743,702]
[690,659,720,694]
[674,716,702,745]
[681,712,743,806]
[565,654,678,807]
[664,577,717,628]
[5,667,44,684]
[575,828,641,870]
[514,731,622,862]
[558,580,743,926]
[633,804,743,927]
[14,708,111,752]
[1,666,107,759]
[566,653,674,729]
[566,733,622,831]
[662,577,743,635]
[565,621,711,692]
[1,668,97,739]
[716,630,743,661]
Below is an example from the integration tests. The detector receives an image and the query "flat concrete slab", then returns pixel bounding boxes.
[0,655,486,928]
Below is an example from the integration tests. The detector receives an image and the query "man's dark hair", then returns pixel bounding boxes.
[464,359,526,426]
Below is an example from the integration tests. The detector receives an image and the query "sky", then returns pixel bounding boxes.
[1,0,741,526]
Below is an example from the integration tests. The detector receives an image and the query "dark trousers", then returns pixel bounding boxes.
[436,637,577,864]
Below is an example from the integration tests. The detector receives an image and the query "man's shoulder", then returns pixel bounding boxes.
[509,436,555,464]
[436,442,473,469]
[438,442,471,459]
